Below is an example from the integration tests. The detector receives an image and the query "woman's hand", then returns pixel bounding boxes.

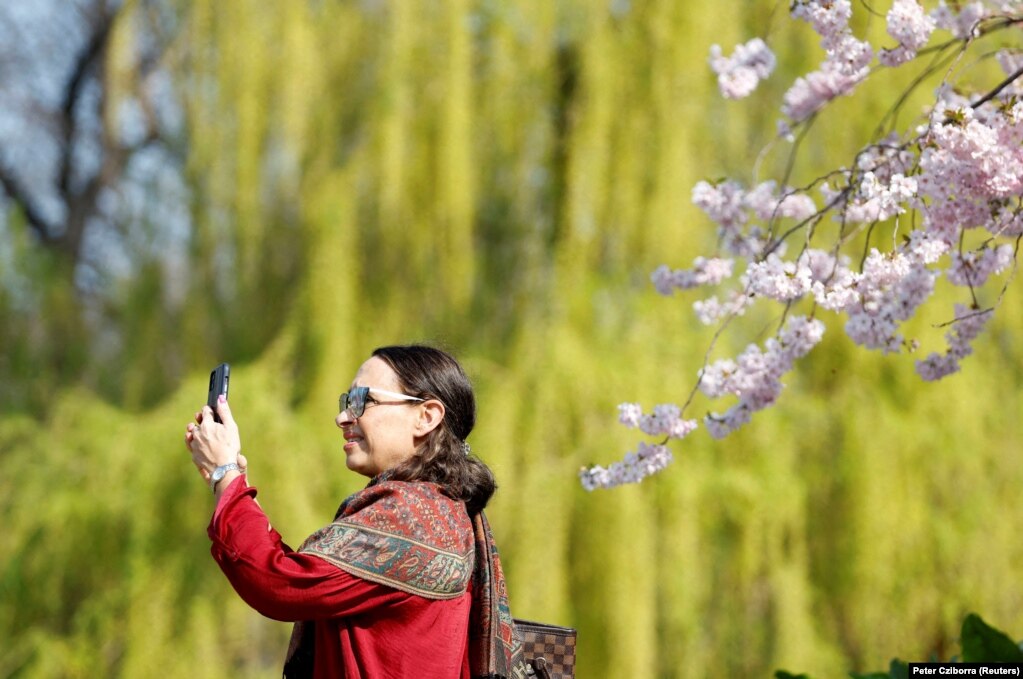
[185,396,248,486]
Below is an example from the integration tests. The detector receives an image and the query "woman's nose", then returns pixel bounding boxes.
[336,410,352,427]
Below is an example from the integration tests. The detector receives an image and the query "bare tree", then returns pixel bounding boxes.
[0,0,176,277]
[0,0,186,411]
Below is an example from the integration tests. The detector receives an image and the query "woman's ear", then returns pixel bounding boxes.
[415,399,446,437]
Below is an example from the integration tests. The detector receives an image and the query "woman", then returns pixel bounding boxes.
[185,345,528,679]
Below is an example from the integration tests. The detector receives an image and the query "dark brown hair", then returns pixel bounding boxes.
[372,344,496,515]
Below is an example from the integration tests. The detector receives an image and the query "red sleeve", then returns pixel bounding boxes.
[207,477,412,622]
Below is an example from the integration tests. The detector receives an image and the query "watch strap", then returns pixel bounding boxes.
[210,462,243,494]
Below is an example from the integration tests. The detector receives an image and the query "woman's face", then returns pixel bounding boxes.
[335,357,423,478]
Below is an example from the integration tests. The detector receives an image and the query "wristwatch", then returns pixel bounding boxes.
[210,462,243,494]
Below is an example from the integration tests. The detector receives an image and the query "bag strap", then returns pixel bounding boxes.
[528,657,553,679]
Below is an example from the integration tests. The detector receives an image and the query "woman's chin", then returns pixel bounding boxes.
[344,451,375,477]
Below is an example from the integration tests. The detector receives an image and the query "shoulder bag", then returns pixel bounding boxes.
[514,618,577,679]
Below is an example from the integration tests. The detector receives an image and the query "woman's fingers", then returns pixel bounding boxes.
[189,402,242,466]
[215,395,235,428]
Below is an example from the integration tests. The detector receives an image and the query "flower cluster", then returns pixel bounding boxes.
[699,316,826,438]
[578,442,675,491]
[784,0,873,121]
[578,403,699,490]
[915,304,994,380]
[931,1,988,39]
[745,180,819,223]
[946,245,1015,287]
[879,0,936,66]
[709,38,777,99]
[746,254,814,302]
[839,172,918,223]
[691,179,815,258]
[617,402,699,439]
[693,290,752,326]
[843,249,938,353]
[652,257,734,296]
[581,0,1023,490]
[917,96,1023,241]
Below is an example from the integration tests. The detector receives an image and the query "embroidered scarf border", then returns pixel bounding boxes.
[300,521,473,599]
[298,479,475,599]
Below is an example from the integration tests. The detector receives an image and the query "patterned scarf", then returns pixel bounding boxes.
[467,510,529,679]
[283,476,527,679]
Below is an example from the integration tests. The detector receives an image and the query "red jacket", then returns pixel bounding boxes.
[208,477,473,678]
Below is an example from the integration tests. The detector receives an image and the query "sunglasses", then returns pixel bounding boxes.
[338,386,425,418]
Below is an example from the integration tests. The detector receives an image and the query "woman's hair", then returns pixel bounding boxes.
[372,344,496,515]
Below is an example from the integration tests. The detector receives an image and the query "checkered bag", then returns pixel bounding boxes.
[514,618,577,679]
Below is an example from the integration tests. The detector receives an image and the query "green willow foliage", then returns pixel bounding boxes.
[778,613,1023,678]
[3,1,1023,677]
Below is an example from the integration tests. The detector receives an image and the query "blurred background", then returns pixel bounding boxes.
[2,1,1022,677]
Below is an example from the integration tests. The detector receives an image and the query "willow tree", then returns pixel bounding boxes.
[5,2,1023,679]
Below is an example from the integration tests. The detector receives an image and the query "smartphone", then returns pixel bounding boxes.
[206,363,230,423]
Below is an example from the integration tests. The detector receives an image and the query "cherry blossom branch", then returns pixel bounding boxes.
[580,0,1023,490]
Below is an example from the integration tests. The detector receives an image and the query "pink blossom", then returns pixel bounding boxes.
[617,402,643,428]
[916,304,994,380]
[808,250,860,310]
[856,134,918,179]
[918,101,1023,240]
[691,179,812,258]
[609,402,699,439]
[783,1,873,121]
[826,34,874,78]
[930,1,988,39]
[791,0,853,43]
[879,0,935,67]
[691,180,782,258]
[812,279,861,310]
[579,442,676,491]
[616,402,698,439]
[992,205,1023,237]
[888,0,935,49]
[842,172,917,223]
[699,316,825,438]
[745,254,814,301]
[906,230,951,264]
[782,57,871,122]
[692,180,747,230]
[946,245,1014,287]
[641,404,699,439]
[914,353,960,381]
[800,248,849,282]
[693,291,752,325]
[839,248,938,353]
[744,181,818,222]
[709,38,777,99]
[652,257,735,296]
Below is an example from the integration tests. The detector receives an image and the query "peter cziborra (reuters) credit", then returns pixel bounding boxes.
[910,664,1022,676]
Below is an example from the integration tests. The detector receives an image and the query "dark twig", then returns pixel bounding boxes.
[971,64,1023,109]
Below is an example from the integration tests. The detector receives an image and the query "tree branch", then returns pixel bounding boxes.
[54,7,118,261]
[58,9,115,197]
[971,63,1023,110]
[0,162,55,244]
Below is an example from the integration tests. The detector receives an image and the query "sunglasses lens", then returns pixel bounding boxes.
[340,387,368,417]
